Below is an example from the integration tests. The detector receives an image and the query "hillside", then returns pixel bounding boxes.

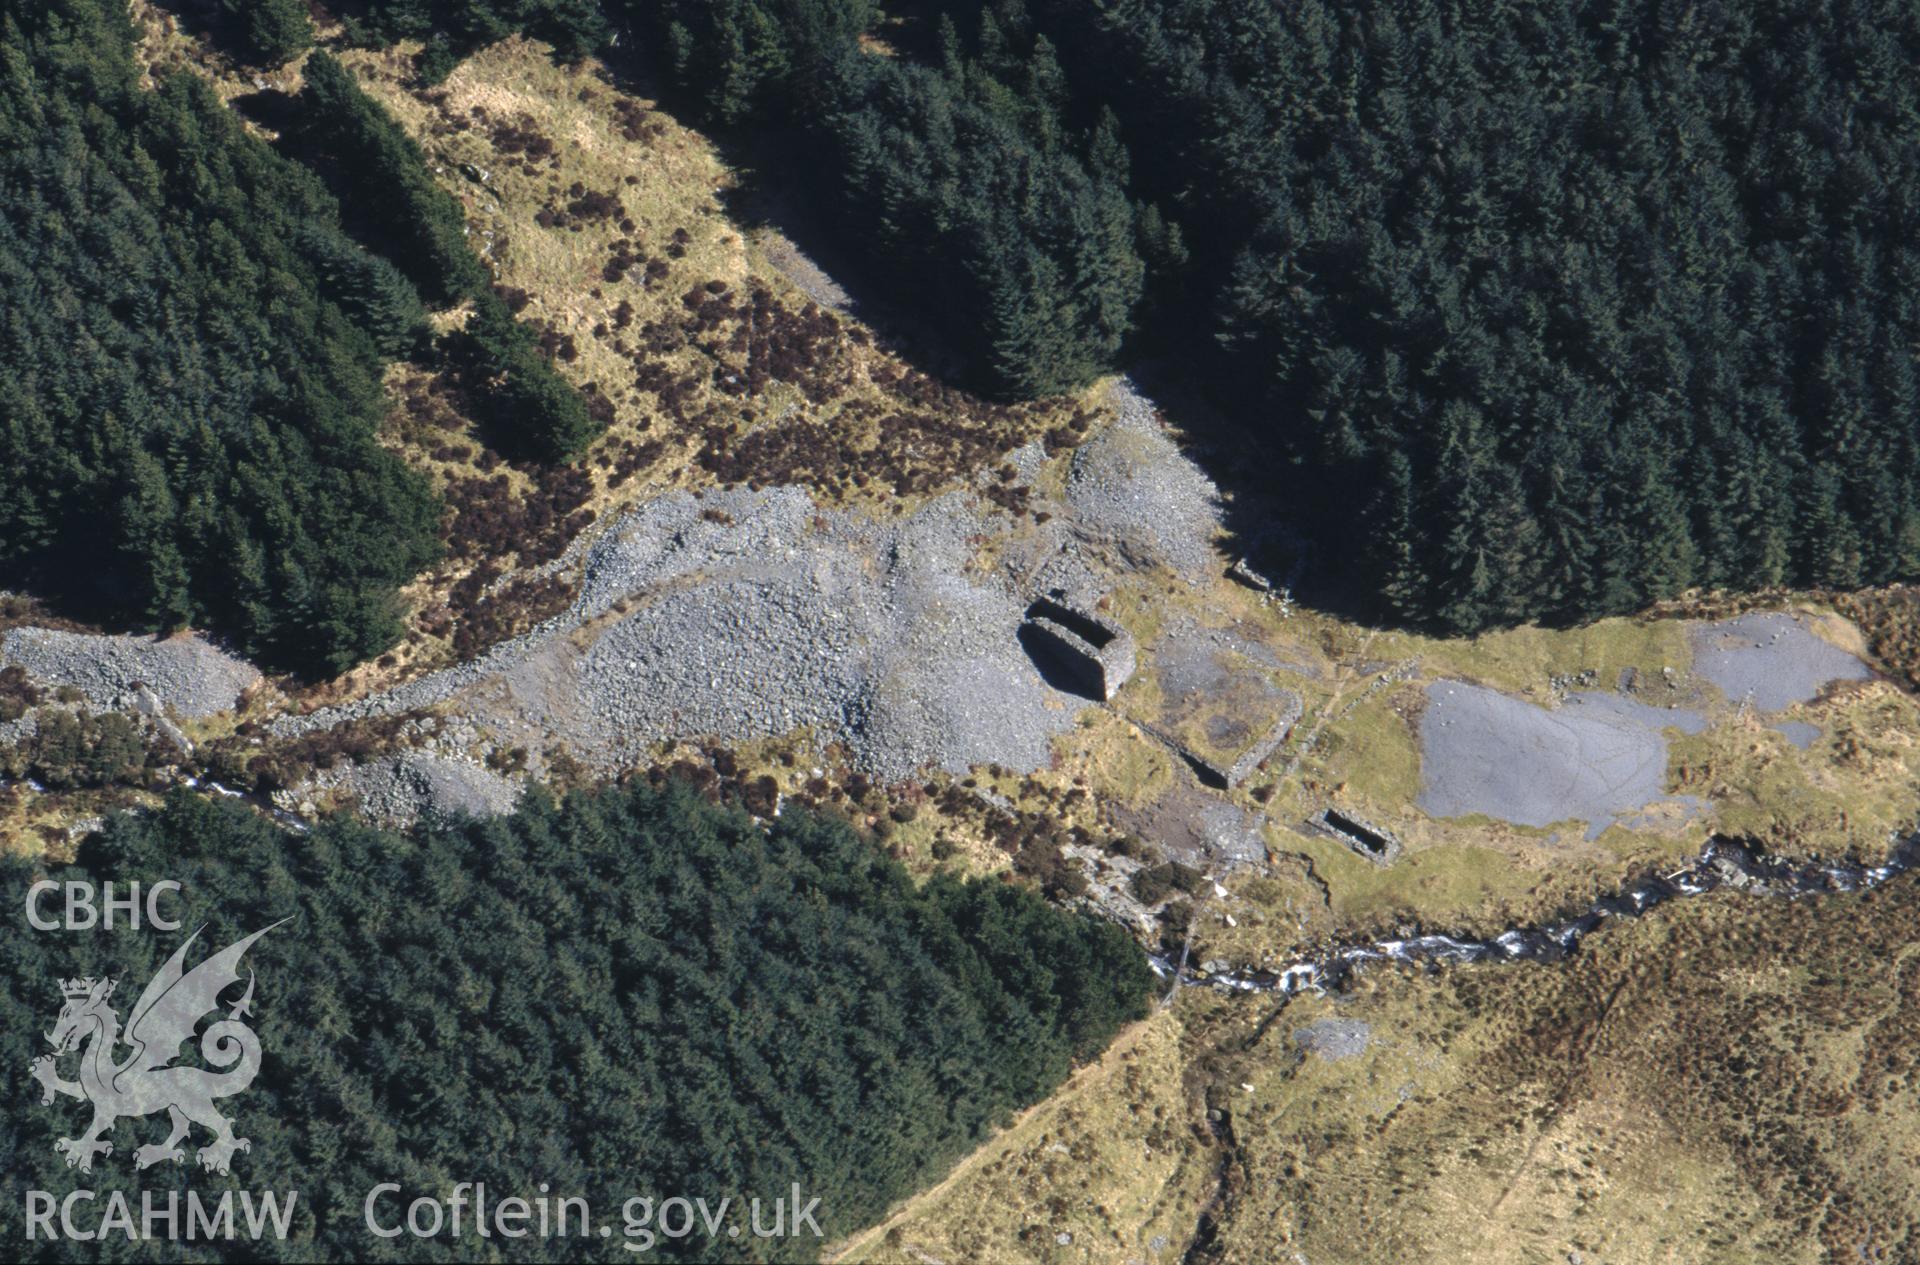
[2,6,1919,1264]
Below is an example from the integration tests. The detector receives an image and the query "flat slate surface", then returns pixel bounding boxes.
[1775,720,1822,750]
[1690,611,1869,712]
[1417,682,1704,840]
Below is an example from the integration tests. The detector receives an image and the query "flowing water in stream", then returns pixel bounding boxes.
[1155,831,1920,998]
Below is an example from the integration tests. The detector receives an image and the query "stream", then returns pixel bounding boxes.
[18,774,1920,1000]
[179,775,314,833]
[1153,831,1920,998]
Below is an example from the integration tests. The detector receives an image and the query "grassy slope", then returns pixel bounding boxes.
[1213,881,1920,1264]
[856,881,1920,1264]
[829,1010,1220,1265]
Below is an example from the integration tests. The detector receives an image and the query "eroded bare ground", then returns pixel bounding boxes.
[10,22,1920,1262]
[7,363,1910,932]
[66,15,1908,901]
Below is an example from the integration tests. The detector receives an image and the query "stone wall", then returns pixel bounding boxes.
[1021,594,1136,701]
[1314,807,1403,866]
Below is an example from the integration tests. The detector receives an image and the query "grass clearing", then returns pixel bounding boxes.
[1195,882,1920,1264]
[829,1006,1219,1265]
[1669,680,1920,853]
[342,35,1093,513]
[1064,710,1180,815]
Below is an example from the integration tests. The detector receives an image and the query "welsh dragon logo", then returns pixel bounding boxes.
[29,920,286,1176]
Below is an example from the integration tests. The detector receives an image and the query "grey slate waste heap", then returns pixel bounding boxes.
[1021,593,1137,701]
